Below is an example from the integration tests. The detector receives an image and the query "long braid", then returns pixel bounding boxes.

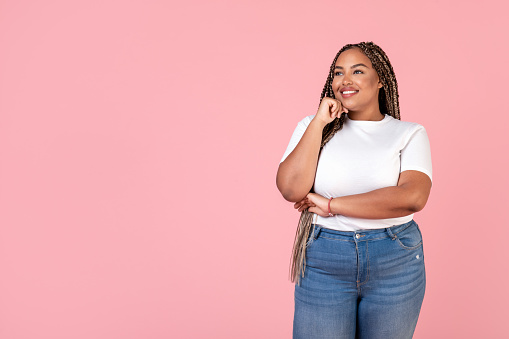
[290,41,401,285]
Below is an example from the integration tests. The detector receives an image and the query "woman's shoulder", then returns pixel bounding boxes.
[390,116,427,132]
[298,114,315,126]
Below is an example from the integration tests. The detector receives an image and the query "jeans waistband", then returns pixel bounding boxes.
[310,219,416,241]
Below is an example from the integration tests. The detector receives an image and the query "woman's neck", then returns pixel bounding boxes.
[346,110,385,121]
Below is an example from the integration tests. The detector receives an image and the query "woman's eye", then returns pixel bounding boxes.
[334,70,363,76]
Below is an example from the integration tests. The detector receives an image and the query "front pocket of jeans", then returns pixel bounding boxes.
[395,223,423,250]
[303,233,316,253]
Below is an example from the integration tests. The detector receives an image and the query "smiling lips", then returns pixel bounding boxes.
[341,90,358,98]
[340,86,359,98]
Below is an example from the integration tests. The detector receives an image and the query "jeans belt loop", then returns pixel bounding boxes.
[386,226,397,240]
[313,226,322,240]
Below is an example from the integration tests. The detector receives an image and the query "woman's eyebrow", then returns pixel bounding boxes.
[335,63,369,69]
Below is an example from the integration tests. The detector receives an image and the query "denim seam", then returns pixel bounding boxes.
[318,234,389,242]
[355,241,360,287]
[392,222,414,236]
[319,236,354,242]
[394,223,423,250]
[358,241,370,287]
[395,239,423,250]
[314,221,415,242]
[359,235,388,241]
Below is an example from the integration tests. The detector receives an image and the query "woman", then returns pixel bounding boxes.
[276,41,432,339]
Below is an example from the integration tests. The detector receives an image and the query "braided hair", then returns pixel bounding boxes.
[290,41,402,285]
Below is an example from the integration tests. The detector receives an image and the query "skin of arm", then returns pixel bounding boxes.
[276,118,327,202]
[294,170,432,219]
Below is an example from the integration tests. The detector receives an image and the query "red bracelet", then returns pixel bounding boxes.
[328,197,334,217]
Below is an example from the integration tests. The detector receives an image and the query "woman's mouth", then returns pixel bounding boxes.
[341,90,359,98]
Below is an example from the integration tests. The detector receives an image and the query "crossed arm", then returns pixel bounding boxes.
[294,170,432,219]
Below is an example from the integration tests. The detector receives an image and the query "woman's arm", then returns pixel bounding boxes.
[330,186,416,219]
[296,170,432,219]
[276,118,326,202]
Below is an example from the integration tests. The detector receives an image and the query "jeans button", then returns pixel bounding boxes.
[355,234,360,239]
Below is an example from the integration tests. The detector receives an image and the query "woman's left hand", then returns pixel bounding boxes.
[294,193,333,217]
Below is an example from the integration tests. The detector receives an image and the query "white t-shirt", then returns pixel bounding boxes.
[279,113,432,231]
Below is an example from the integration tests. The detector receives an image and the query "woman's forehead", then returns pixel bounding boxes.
[336,49,372,68]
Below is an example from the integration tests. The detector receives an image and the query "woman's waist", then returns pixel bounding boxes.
[313,213,414,232]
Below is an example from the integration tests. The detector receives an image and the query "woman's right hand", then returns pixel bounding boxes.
[314,97,348,126]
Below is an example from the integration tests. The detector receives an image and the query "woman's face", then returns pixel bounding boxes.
[332,47,383,112]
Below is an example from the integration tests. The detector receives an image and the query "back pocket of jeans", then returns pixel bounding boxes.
[395,222,423,250]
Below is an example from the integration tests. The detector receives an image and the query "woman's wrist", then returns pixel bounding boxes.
[310,117,327,130]
[328,197,334,216]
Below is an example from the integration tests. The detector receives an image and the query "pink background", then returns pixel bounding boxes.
[1,0,507,338]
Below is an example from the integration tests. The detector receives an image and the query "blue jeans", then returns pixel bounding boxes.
[293,219,426,339]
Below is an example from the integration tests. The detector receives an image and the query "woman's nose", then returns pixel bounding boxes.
[342,75,352,85]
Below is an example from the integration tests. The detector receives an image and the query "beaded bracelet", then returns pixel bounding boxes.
[328,197,334,217]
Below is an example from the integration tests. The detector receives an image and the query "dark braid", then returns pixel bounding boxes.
[290,41,402,285]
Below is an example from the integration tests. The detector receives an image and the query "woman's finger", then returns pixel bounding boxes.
[300,202,314,212]
[330,101,337,114]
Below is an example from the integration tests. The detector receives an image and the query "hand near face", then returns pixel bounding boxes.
[294,193,332,217]
[314,97,348,126]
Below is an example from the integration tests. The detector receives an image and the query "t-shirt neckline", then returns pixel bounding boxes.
[345,114,390,124]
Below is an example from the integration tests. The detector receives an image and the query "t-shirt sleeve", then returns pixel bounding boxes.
[400,125,433,183]
[279,115,314,164]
